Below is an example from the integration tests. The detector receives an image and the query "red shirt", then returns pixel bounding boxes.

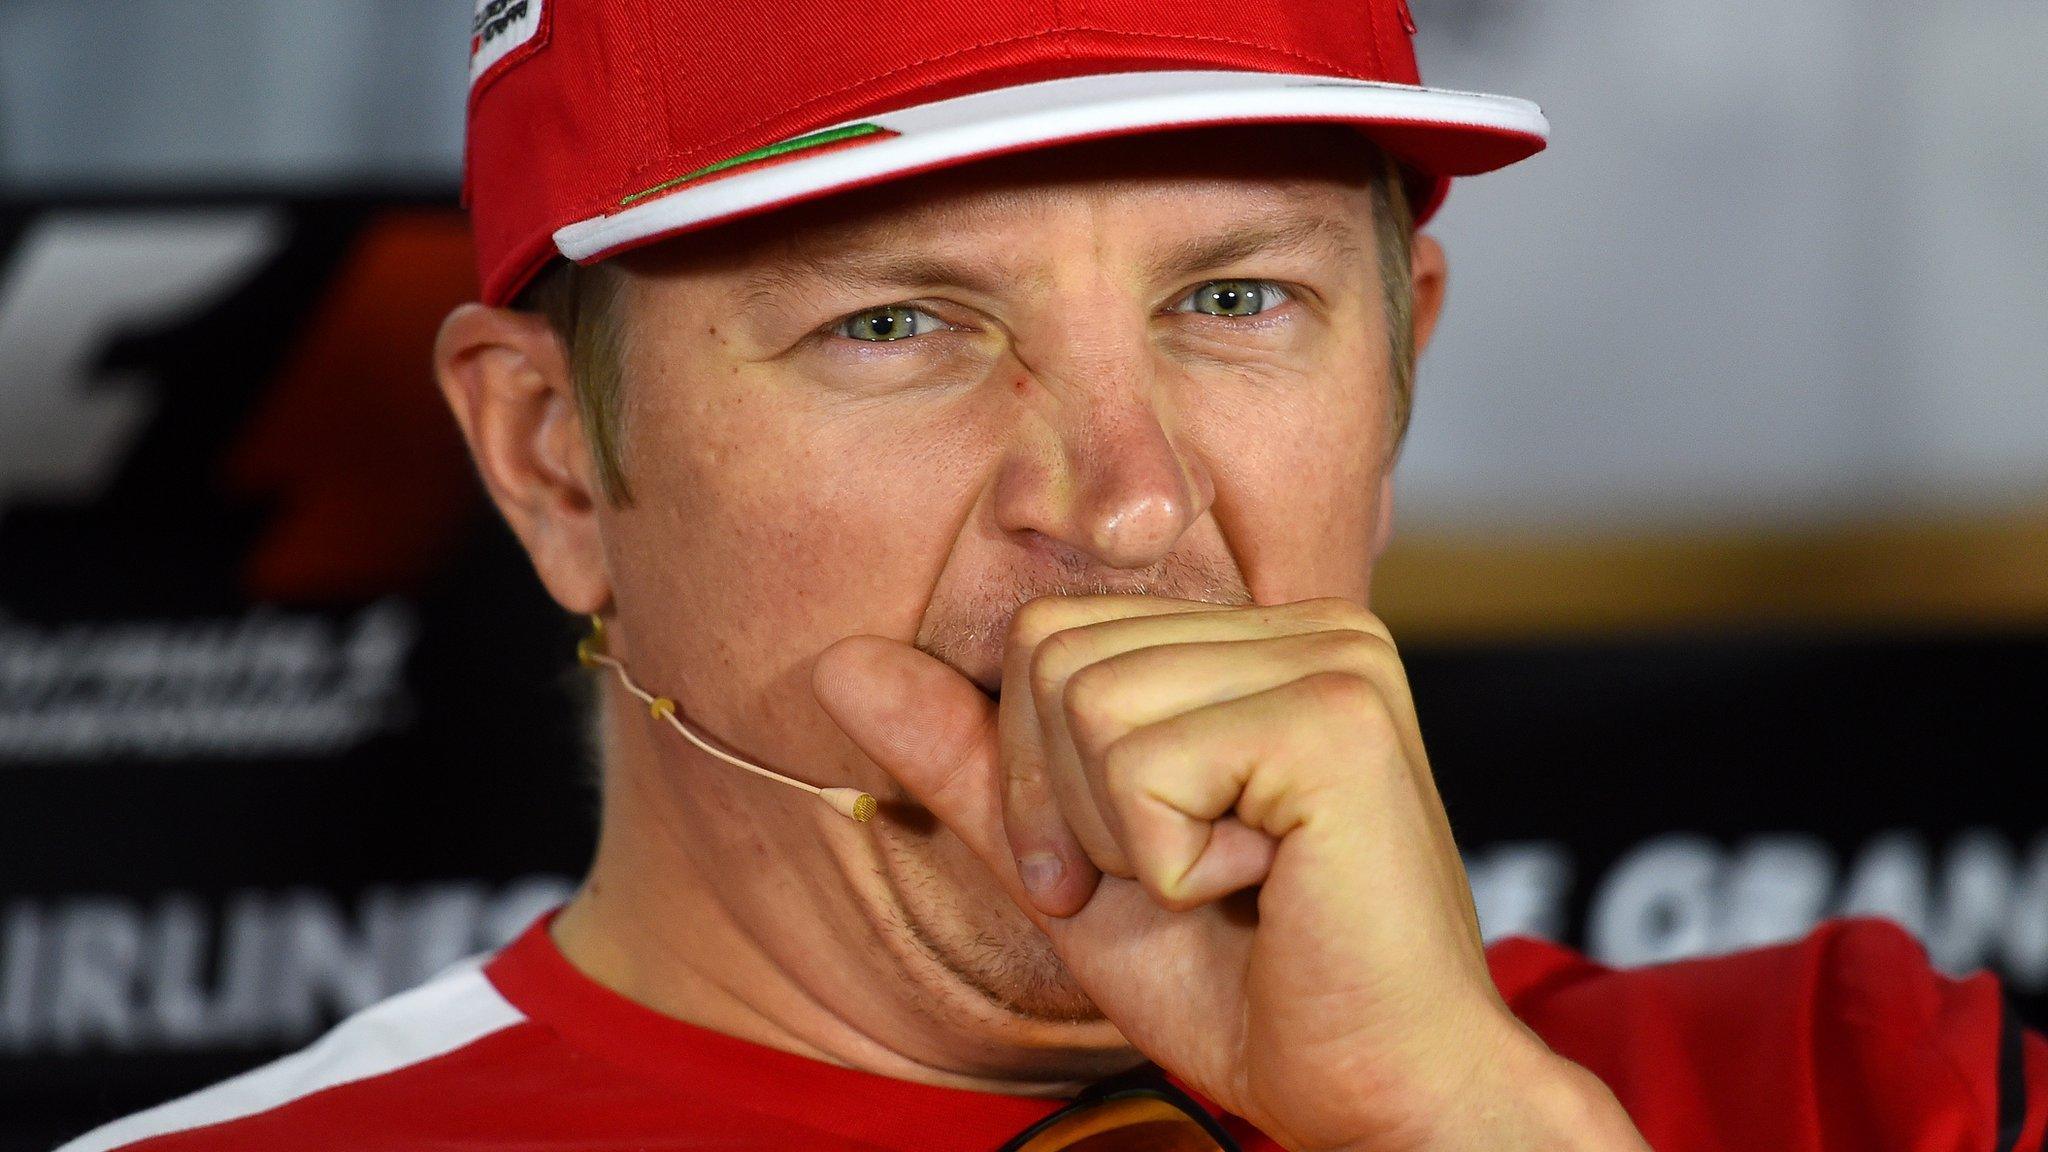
[61,912,2048,1151]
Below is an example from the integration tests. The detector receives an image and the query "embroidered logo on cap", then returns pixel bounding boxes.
[619,123,900,208]
[471,0,546,89]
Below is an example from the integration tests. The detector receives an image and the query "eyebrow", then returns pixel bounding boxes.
[736,209,1366,311]
[737,251,1011,312]
[1143,212,1367,284]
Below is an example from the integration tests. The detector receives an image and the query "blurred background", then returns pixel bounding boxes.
[1,1,2043,1145]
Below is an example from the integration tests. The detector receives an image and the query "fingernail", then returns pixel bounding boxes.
[1017,852,1064,897]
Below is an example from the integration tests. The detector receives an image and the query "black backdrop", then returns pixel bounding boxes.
[2,199,2041,1150]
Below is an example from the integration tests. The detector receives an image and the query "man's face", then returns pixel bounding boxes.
[589,125,1419,1053]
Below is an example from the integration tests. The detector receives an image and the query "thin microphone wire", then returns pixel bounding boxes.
[578,616,876,822]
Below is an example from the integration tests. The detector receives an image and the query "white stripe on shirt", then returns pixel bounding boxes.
[56,957,526,1152]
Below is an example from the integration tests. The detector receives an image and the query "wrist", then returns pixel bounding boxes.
[1505,1052,1646,1152]
[1320,1026,1646,1152]
[1432,1034,1646,1152]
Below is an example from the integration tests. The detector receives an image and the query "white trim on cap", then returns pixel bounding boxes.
[56,958,524,1152]
[554,69,1548,261]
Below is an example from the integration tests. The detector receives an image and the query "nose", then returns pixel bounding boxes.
[993,357,1217,572]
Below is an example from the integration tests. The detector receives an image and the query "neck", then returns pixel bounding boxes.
[548,702,1136,1096]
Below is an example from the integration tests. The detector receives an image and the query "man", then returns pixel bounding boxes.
[63,1,2045,1150]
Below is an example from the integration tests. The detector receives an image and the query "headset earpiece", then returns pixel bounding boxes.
[576,614,876,823]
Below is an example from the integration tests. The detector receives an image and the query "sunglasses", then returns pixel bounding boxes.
[996,1066,1244,1152]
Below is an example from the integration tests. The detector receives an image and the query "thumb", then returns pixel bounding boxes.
[811,636,1011,872]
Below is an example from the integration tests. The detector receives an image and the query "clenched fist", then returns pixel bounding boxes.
[814,596,1645,1152]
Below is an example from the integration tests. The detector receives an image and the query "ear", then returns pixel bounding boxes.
[1369,472,1398,561]
[1409,233,1448,359]
[434,303,612,614]
[1368,234,1442,562]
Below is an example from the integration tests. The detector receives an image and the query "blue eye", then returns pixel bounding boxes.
[1175,280,1289,317]
[838,305,948,341]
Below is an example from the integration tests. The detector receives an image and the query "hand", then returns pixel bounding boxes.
[814,596,1645,1151]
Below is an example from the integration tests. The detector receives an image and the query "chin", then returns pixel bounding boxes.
[876,822,1106,1025]
[919,904,1102,1024]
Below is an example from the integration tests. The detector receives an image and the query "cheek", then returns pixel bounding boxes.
[1185,331,1391,604]
[605,358,999,732]
[715,396,999,604]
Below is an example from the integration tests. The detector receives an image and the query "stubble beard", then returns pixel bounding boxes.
[880,827,1104,1023]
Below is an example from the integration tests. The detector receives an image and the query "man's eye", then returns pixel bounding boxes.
[836,305,949,342]
[1173,280,1290,318]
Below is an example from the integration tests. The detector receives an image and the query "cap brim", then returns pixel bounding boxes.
[554,69,1548,265]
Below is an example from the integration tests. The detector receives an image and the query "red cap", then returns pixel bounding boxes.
[463,0,1548,306]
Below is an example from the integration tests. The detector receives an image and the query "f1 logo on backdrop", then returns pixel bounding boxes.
[0,204,486,763]
[0,205,481,598]
[0,211,281,524]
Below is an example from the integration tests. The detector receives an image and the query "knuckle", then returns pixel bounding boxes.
[1133,866,1179,908]
[1297,597,1395,646]
[1101,735,1193,892]
[1064,653,1119,697]
[1299,667,1370,702]
[1151,882,1207,914]
[1008,596,1073,650]
[1098,728,1159,806]
[1028,629,1086,699]
[917,710,1000,806]
[1302,626,1387,672]
[1294,596,1368,629]
[1298,670,1388,725]
[1060,659,1126,733]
